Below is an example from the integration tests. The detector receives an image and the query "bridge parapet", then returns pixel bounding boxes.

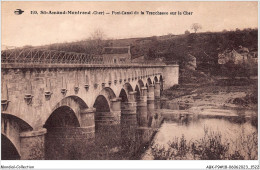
[1,48,103,65]
[1,48,166,68]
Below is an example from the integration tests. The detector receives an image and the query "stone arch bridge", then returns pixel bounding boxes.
[1,48,179,160]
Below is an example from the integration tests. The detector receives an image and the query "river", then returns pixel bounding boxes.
[142,99,258,160]
[45,93,257,160]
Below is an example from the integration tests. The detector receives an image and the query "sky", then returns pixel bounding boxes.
[1,1,258,47]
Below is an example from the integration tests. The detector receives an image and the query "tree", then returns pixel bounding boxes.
[191,23,202,33]
[90,29,106,42]
[89,29,106,54]
[185,30,190,35]
[222,29,228,32]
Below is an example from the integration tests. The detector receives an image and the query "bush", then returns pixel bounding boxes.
[185,30,190,35]
[151,127,257,160]
[191,128,229,160]
[151,135,190,160]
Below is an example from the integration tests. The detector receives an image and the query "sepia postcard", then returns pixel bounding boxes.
[1,1,259,169]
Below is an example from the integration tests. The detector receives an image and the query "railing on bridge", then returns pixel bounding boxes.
[1,48,104,65]
[1,48,167,67]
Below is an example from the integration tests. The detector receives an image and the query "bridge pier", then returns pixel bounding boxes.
[154,82,161,99]
[154,99,161,110]
[80,107,96,139]
[147,84,155,101]
[137,87,148,127]
[95,97,121,126]
[136,102,155,149]
[138,87,148,107]
[121,91,137,115]
[147,84,156,125]
[137,103,148,127]
[20,128,46,160]
[110,97,122,124]
[147,100,155,118]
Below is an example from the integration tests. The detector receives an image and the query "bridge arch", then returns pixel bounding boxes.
[135,80,145,100]
[94,95,110,113]
[1,113,32,160]
[1,134,20,160]
[121,83,133,99]
[154,76,159,83]
[119,89,128,103]
[44,107,80,160]
[93,87,117,126]
[44,96,89,160]
[147,78,152,85]
[44,106,80,129]
[138,79,144,87]
[95,87,116,109]
[159,75,163,82]
[46,96,88,127]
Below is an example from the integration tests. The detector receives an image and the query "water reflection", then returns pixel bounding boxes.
[142,101,258,160]
[137,105,149,127]
[160,99,191,110]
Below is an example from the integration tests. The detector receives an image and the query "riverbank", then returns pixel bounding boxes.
[162,70,258,112]
[141,70,258,160]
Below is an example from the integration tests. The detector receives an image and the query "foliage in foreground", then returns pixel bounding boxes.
[151,127,258,160]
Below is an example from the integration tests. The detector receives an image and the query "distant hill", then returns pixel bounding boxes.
[5,28,257,72]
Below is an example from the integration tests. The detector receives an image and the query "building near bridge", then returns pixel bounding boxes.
[218,49,246,65]
[102,46,131,64]
[218,48,258,65]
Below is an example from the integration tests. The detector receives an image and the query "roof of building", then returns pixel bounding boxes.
[103,47,129,54]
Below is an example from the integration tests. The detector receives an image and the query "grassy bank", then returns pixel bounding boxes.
[151,127,258,160]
